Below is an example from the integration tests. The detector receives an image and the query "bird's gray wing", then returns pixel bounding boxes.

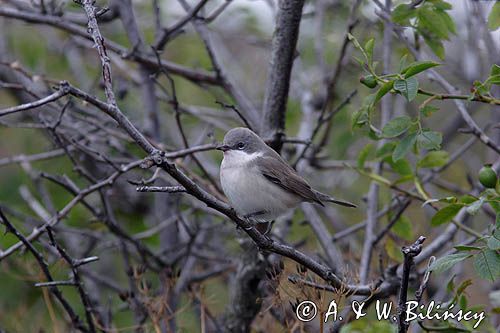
[254,155,323,206]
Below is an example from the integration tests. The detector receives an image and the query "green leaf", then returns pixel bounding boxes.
[347,33,369,61]
[459,194,479,205]
[459,295,467,311]
[420,105,439,117]
[454,245,481,252]
[418,7,449,39]
[473,249,500,281]
[352,94,374,129]
[381,116,412,138]
[357,143,374,169]
[417,150,449,168]
[486,65,500,86]
[394,174,414,185]
[487,75,500,86]
[473,80,489,95]
[385,156,412,176]
[385,238,403,263]
[374,80,394,104]
[429,252,472,273]
[491,64,500,77]
[398,54,409,73]
[487,235,500,250]
[402,61,441,78]
[394,77,419,101]
[439,10,456,35]
[488,2,500,31]
[431,204,463,226]
[423,35,445,60]
[392,4,414,25]
[417,130,442,150]
[364,38,375,64]
[392,133,417,162]
[429,0,453,11]
[376,142,396,158]
[392,215,413,241]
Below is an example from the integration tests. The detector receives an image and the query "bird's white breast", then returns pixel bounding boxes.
[220,150,300,221]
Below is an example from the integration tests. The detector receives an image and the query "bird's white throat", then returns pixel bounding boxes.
[221,150,262,169]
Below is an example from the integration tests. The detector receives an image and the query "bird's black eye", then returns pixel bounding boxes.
[237,142,245,150]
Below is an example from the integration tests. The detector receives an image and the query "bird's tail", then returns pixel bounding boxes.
[313,190,357,208]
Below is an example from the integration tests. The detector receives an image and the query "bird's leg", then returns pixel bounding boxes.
[240,210,266,231]
[263,220,275,236]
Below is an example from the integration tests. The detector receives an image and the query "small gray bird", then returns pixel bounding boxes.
[217,127,356,223]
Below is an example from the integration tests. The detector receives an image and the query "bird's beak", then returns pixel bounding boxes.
[216,144,230,152]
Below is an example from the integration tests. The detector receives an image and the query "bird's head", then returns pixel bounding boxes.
[216,127,266,156]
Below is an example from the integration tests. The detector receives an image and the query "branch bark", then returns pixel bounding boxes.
[261,0,305,151]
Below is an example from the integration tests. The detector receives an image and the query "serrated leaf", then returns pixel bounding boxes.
[417,130,442,150]
[420,105,439,117]
[374,80,394,104]
[402,61,441,78]
[429,252,472,273]
[381,116,412,138]
[431,204,463,226]
[392,215,413,241]
[393,133,417,162]
[473,249,500,281]
[394,77,419,101]
[488,2,500,31]
[417,150,449,168]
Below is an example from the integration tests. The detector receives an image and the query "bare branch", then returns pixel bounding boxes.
[261,0,305,150]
